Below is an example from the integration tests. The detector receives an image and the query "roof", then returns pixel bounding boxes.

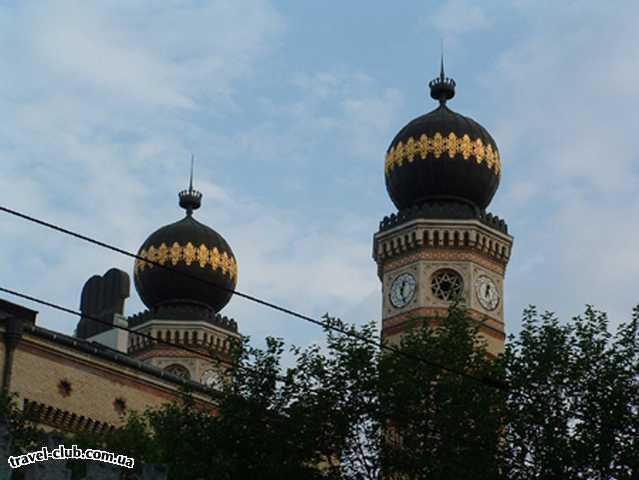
[0,310,219,398]
[0,298,38,323]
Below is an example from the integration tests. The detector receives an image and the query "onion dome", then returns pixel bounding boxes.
[385,58,501,211]
[133,167,237,314]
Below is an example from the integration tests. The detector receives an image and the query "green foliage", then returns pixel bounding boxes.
[0,392,41,455]
[504,305,639,479]
[5,303,630,480]
[379,304,506,480]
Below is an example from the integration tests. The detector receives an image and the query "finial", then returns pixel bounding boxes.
[189,153,194,192]
[440,38,445,81]
[178,154,202,216]
[429,45,456,105]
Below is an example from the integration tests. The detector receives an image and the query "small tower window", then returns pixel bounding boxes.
[431,269,464,302]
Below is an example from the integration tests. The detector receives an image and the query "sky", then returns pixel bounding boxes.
[1,0,638,351]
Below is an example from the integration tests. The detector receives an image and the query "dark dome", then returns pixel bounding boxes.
[385,65,501,211]
[133,185,237,314]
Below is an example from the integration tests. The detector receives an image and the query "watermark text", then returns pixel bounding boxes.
[8,444,135,469]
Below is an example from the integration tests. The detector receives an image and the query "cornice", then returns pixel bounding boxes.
[9,323,219,399]
[373,220,512,271]
[378,203,509,236]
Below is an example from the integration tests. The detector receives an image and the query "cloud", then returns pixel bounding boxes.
[182,70,405,171]
[486,1,639,329]
[428,0,491,37]
[488,7,639,196]
[285,71,405,160]
[0,3,393,346]
[505,193,639,330]
[5,0,637,353]
[340,87,404,158]
[0,1,285,334]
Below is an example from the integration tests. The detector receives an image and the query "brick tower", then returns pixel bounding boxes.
[373,60,513,356]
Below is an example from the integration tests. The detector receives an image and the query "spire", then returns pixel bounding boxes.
[439,45,445,81]
[178,154,202,216]
[189,153,194,191]
[429,46,456,105]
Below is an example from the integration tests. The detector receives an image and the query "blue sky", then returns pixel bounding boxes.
[1,1,638,349]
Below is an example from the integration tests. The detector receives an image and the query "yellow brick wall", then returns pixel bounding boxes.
[7,334,214,429]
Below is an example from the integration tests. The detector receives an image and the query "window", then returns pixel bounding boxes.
[163,364,191,380]
[431,269,464,301]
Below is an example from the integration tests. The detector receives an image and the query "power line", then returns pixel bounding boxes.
[0,285,533,473]
[0,204,507,391]
[0,285,283,385]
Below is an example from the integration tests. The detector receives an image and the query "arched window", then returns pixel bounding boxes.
[163,364,191,380]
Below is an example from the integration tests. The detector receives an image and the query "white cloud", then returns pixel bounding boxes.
[0,1,286,334]
[6,0,638,352]
[486,1,639,328]
[340,88,404,158]
[429,0,491,37]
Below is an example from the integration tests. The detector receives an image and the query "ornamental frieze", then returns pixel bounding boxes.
[382,250,506,276]
[385,132,501,175]
[134,242,238,283]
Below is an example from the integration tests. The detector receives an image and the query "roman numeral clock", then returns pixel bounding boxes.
[372,62,513,356]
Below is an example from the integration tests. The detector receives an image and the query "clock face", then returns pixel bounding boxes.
[475,275,499,311]
[201,369,220,388]
[390,273,417,308]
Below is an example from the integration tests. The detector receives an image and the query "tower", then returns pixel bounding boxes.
[128,164,240,385]
[373,61,513,356]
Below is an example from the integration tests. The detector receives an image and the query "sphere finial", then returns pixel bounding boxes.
[178,154,202,215]
[428,49,456,105]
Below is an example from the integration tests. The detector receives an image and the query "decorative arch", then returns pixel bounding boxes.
[163,364,191,380]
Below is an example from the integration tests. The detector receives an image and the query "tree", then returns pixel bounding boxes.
[70,303,638,480]
[91,304,505,480]
[95,337,348,480]
[504,305,639,479]
[378,305,506,480]
[0,392,41,455]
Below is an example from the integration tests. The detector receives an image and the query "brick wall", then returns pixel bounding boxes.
[2,330,216,432]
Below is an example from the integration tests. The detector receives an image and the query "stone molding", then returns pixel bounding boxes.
[374,218,512,271]
[22,398,115,435]
[381,307,505,340]
[382,249,506,278]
